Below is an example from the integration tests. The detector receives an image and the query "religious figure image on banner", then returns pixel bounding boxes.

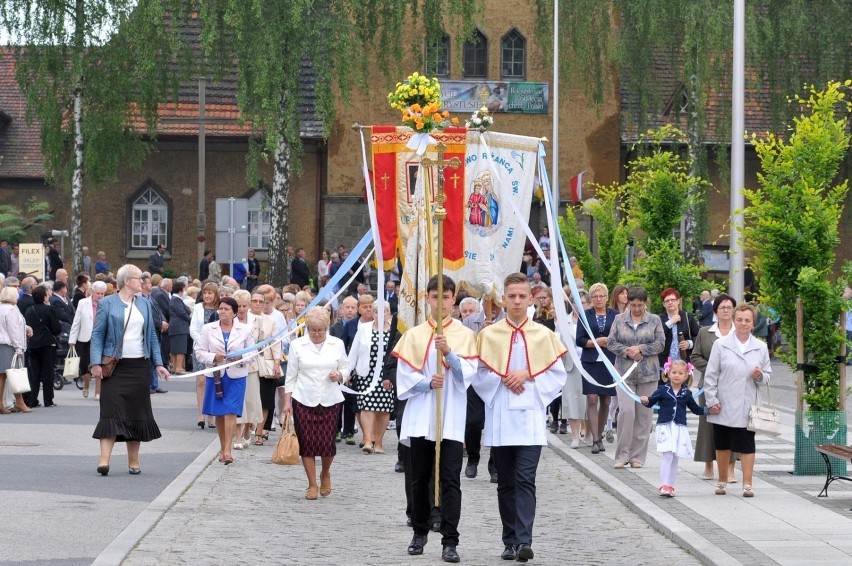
[447,130,540,301]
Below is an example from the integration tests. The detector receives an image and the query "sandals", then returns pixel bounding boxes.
[320,475,332,497]
[743,485,754,498]
[254,436,265,446]
[715,483,727,495]
[305,486,319,500]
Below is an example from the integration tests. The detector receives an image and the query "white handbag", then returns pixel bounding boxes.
[7,353,30,395]
[747,381,781,437]
[63,345,80,378]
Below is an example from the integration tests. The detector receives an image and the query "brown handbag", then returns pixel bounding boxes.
[101,297,134,379]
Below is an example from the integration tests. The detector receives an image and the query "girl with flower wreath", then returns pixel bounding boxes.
[640,357,708,497]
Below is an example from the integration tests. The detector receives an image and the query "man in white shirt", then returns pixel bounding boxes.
[473,273,568,563]
[393,275,477,563]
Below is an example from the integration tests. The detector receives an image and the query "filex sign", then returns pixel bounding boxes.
[18,243,44,280]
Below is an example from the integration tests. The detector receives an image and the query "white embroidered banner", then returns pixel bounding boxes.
[446,130,539,300]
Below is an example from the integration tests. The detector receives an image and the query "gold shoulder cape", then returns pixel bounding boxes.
[392,318,477,371]
[477,318,567,378]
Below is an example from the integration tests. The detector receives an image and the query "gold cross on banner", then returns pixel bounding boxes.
[380,172,390,191]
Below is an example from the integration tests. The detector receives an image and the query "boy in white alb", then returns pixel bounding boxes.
[473,273,568,563]
[393,275,477,564]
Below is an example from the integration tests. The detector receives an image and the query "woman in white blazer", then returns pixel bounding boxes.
[69,281,107,399]
[194,296,254,465]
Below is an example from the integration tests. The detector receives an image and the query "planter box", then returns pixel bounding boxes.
[794,411,847,476]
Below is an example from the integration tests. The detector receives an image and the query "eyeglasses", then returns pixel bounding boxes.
[663,298,678,303]
[127,276,142,281]
[717,306,734,311]
[250,299,265,303]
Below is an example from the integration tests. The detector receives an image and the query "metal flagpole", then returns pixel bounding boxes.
[729,0,745,303]
[420,142,461,507]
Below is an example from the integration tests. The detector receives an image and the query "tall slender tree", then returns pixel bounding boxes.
[195,0,482,286]
[1,0,190,274]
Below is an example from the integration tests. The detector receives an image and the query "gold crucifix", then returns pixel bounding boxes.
[380,172,390,191]
[419,141,461,507]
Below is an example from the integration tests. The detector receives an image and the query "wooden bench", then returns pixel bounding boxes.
[815,444,852,503]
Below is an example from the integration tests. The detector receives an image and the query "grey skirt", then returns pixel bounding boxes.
[0,343,18,373]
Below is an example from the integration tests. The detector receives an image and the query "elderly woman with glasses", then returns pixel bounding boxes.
[283,306,350,500]
[195,296,254,465]
[607,287,665,469]
[89,265,170,476]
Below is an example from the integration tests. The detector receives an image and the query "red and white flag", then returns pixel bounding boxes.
[570,171,585,204]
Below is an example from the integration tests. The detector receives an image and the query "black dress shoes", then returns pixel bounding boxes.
[129,467,141,475]
[407,534,427,555]
[490,472,499,484]
[395,461,404,473]
[501,545,516,560]
[516,543,534,562]
[97,465,109,476]
[464,462,478,478]
[442,545,460,563]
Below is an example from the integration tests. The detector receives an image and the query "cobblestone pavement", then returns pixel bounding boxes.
[123,433,700,566]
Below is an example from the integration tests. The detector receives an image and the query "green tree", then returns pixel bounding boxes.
[0,198,53,243]
[621,126,708,310]
[742,80,851,412]
[1,0,189,274]
[196,0,481,286]
[535,0,851,259]
[558,183,631,291]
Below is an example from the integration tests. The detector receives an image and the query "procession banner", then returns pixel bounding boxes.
[446,130,539,301]
[372,126,467,330]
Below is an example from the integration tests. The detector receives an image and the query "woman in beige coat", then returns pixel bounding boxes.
[607,287,665,469]
[704,304,771,498]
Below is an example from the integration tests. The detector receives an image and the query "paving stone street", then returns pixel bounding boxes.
[123,435,700,566]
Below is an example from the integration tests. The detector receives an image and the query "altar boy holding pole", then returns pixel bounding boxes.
[393,274,477,563]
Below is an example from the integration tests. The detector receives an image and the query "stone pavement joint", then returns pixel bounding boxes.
[93,438,221,566]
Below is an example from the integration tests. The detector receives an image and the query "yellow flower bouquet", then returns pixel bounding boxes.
[388,72,458,154]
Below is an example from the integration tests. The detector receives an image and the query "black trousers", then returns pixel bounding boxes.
[410,437,463,546]
[465,388,496,474]
[492,445,542,547]
[395,398,413,517]
[338,391,357,435]
[27,345,56,407]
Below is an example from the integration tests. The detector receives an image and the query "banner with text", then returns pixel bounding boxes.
[446,130,540,300]
[440,81,549,114]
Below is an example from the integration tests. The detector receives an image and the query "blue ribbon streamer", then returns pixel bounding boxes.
[536,146,642,403]
[226,229,374,358]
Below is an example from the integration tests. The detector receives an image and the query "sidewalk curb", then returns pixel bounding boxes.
[92,438,220,566]
[548,435,741,566]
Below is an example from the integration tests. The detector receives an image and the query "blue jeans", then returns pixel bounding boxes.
[492,445,542,547]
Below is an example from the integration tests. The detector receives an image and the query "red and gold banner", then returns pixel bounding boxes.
[370,126,467,272]
[435,126,467,270]
[370,126,402,269]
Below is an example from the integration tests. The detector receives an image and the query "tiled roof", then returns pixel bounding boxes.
[620,52,777,144]
[0,50,45,179]
[0,15,324,180]
[159,13,324,139]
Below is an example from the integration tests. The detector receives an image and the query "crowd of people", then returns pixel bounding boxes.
[2,234,846,564]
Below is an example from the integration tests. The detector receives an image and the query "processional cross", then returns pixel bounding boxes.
[419,141,461,506]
